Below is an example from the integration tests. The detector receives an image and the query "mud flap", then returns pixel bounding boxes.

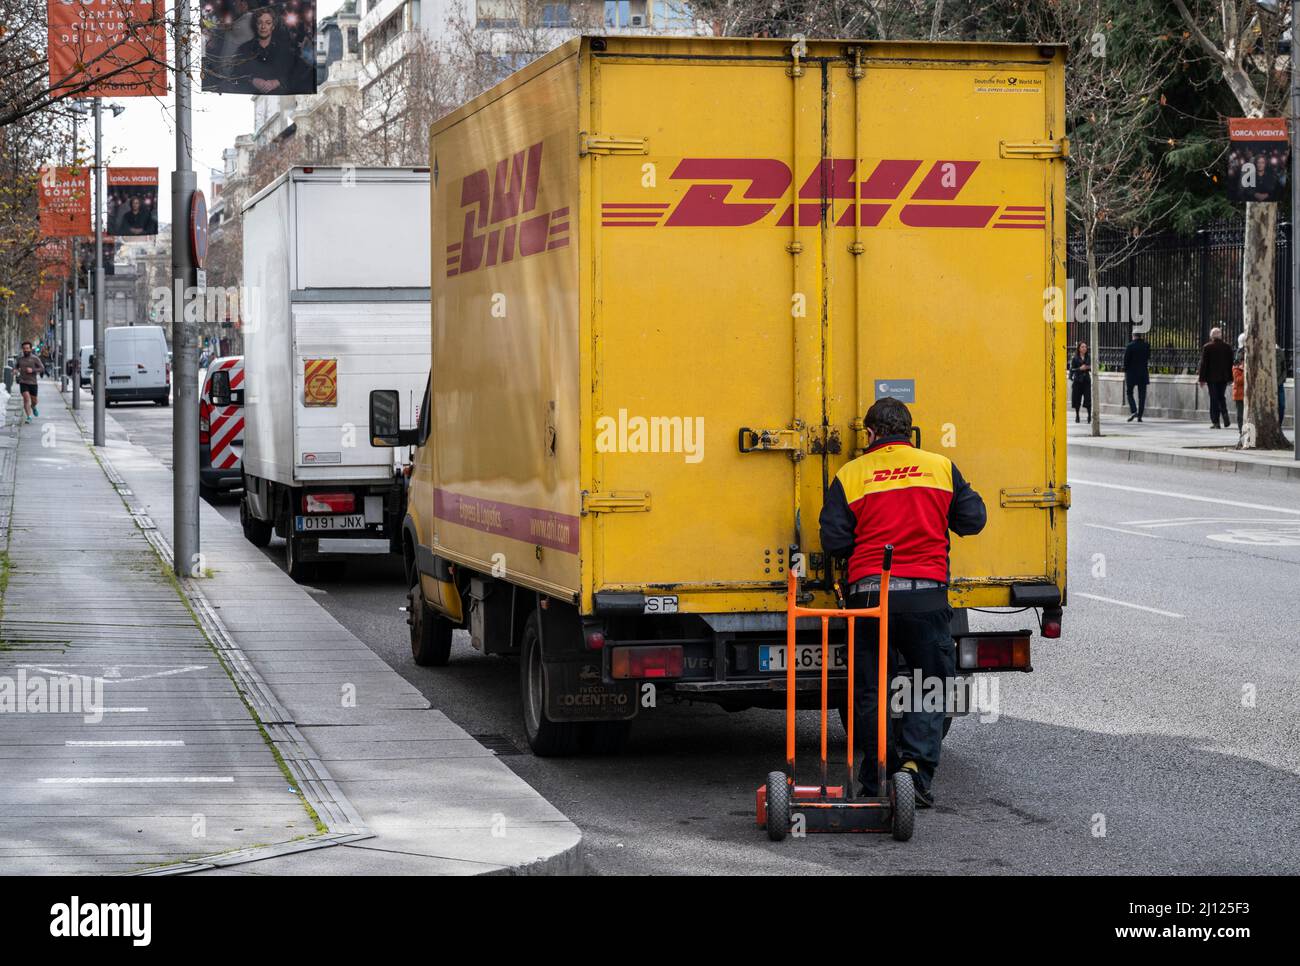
[544,658,638,723]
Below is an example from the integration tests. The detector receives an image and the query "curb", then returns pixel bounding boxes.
[1068,439,1300,481]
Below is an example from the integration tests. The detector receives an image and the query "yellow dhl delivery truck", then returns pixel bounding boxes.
[368,35,1069,755]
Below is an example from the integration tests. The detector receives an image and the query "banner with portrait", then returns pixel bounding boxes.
[107,168,160,237]
[1226,118,1290,203]
[201,1,318,95]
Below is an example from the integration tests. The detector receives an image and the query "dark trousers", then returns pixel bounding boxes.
[1236,399,1245,429]
[848,596,954,795]
[1126,380,1146,417]
[1070,378,1091,416]
[1207,381,1230,426]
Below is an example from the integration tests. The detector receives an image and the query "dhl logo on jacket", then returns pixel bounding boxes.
[820,436,986,585]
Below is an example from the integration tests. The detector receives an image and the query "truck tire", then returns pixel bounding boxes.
[240,498,272,547]
[765,771,791,841]
[408,582,452,666]
[285,533,314,582]
[519,612,580,757]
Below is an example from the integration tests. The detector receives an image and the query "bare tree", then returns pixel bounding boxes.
[1174,0,1291,449]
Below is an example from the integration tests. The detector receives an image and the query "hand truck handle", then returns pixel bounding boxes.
[881,543,894,572]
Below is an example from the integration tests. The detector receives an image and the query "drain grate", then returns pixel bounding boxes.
[472,733,523,756]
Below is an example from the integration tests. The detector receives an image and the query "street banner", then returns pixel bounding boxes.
[47,0,168,98]
[201,1,319,95]
[38,166,92,238]
[106,167,160,236]
[36,239,72,281]
[1226,117,1289,203]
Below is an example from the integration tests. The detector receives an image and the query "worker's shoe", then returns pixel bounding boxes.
[901,761,935,809]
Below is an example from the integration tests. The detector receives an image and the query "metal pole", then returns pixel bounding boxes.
[1292,27,1299,457]
[172,0,200,576]
[93,99,106,446]
[71,111,80,410]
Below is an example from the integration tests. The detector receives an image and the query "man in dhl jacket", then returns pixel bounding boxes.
[819,398,986,806]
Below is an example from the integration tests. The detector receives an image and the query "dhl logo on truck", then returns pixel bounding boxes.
[602,158,1044,230]
[446,141,569,277]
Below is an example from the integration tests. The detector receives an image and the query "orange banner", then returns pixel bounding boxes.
[48,0,168,98]
[38,166,92,238]
[1228,117,1289,141]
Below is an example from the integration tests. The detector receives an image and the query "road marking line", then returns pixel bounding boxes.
[1082,523,1162,539]
[1075,592,1183,619]
[39,777,234,784]
[65,740,184,747]
[1071,479,1300,516]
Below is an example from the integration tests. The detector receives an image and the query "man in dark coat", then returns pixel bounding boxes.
[1123,330,1151,422]
[1198,326,1235,429]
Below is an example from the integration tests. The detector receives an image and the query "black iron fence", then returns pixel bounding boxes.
[1066,222,1294,376]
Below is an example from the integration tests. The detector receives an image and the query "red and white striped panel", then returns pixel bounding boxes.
[208,358,244,471]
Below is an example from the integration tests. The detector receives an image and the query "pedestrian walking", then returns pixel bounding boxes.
[819,398,987,808]
[1123,329,1150,422]
[15,341,44,424]
[1198,326,1234,429]
[1277,344,1288,425]
[1233,334,1246,436]
[1069,340,1091,423]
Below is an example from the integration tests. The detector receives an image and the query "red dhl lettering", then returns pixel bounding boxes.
[871,465,925,482]
[600,158,1045,229]
[446,140,570,277]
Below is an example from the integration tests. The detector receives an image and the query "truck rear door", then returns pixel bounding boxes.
[589,42,1066,613]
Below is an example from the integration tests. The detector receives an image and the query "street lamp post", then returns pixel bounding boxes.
[93,98,106,447]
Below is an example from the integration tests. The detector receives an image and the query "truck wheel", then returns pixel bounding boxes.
[240,498,272,547]
[285,533,314,582]
[407,582,452,666]
[519,613,580,757]
[579,720,632,755]
[765,771,791,841]
[890,770,916,842]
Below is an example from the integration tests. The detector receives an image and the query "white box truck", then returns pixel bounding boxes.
[238,167,430,581]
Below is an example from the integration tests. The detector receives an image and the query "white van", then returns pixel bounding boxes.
[104,325,170,405]
[78,345,93,387]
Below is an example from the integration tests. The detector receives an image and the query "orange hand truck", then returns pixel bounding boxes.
[755,544,914,842]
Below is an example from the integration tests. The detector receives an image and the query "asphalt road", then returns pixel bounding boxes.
[111,401,1300,874]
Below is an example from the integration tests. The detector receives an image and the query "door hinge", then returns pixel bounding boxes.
[1000,485,1071,509]
[738,423,806,460]
[582,490,651,514]
[580,133,648,156]
[1000,137,1069,160]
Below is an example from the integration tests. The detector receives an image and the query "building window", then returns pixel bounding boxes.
[653,0,692,28]
[541,3,570,26]
[348,27,359,54]
[604,0,628,27]
[477,0,519,28]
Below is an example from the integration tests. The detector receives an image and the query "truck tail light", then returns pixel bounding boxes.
[584,628,606,650]
[199,412,210,444]
[610,645,683,679]
[956,634,1032,672]
[303,492,356,514]
[1040,607,1062,639]
[166,362,171,384]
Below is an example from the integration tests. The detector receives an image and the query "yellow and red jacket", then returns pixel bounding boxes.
[818,435,986,586]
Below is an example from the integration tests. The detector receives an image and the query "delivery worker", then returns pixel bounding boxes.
[818,398,986,807]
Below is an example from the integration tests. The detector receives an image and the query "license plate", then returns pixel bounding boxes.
[760,643,847,672]
[294,514,366,532]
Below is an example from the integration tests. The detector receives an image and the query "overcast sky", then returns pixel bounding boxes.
[98,0,347,222]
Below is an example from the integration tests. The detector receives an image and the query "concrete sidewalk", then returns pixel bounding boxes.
[0,383,318,873]
[56,385,581,875]
[1068,412,1300,481]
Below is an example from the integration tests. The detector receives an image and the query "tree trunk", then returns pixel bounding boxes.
[1086,226,1102,437]
[1242,201,1290,448]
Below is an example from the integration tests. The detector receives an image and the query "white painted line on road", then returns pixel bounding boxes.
[39,776,234,784]
[1075,593,1183,619]
[95,707,149,713]
[1083,523,1163,539]
[65,740,184,747]
[1072,479,1300,516]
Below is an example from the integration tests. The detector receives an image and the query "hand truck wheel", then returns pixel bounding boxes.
[890,770,915,842]
[765,771,791,841]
